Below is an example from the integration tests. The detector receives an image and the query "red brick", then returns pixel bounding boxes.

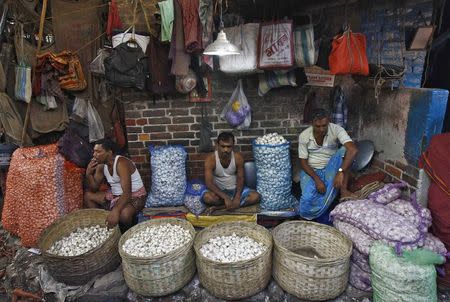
[125,119,136,126]
[151,133,172,140]
[385,164,402,179]
[213,123,232,130]
[147,101,171,109]
[127,134,138,142]
[171,101,194,109]
[173,132,195,139]
[167,139,190,146]
[125,111,142,118]
[394,160,407,171]
[128,142,145,149]
[149,117,171,124]
[167,109,189,116]
[143,109,166,117]
[168,124,189,132]
[127,126,143,134]
[143,125,166,133]
[194,116,218,123]
[190,139,200,146]
[190,124,201,131]
[136,118,148,126]
[184,146,197,153]
[173,117,195,124]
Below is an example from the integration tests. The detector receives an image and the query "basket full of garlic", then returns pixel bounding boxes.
[38,209,121,285]
[272,221,352,301]
[118,218,196,296]
[194,221,272,300]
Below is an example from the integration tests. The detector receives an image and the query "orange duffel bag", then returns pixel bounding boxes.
[329,28,369,75]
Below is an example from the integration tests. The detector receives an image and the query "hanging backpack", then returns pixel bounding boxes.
[104,40,148,90]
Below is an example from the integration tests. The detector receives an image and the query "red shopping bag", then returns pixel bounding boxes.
[329,29,369,75]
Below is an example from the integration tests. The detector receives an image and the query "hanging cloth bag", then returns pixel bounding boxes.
[257,20,294,69]
[294,23,316,67]
[329,28,369,75]
[14,23,32,103]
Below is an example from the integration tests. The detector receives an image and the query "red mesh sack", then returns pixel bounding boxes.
[1,144,84,246]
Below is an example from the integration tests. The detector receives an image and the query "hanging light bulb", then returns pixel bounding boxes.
[203,0,240,56]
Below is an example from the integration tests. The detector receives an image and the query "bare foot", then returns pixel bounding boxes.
[204,206,217,216]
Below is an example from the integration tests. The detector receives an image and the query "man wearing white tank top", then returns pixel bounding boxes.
[84,138,146,231]
[203,132,260,214]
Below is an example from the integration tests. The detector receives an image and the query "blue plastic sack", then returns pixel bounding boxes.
[146,145,187,207]
[184,180,207,216]
[252,140,296,210]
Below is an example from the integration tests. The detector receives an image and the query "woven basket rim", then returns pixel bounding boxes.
[38,208,120,260]
[118,218,195,261]
[194,221,273,266]
[272,221,352,263]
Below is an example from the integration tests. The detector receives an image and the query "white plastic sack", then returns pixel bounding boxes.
[220,80,251,130]
[89,49,110,75]
[257,21,294,69]
[219,23,259,74]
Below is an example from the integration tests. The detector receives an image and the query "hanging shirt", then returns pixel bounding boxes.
[169,0,191,75]
[158,0,174,42]
[177,0,203,53]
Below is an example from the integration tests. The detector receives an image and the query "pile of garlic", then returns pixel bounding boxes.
[122,223,192,257]
[48,225,114,257]
[255,133,287,145]
[200,233,266,262]
[147,146,187,207]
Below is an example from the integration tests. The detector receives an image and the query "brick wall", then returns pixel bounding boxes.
[361,1,432,88]
[372,157,420,189]
[124,81,309,187]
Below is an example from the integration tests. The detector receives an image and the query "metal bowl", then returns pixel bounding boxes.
[352,140,375,171]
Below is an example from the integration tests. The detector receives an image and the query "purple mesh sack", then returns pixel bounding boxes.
[351,248,371,273]
[423,233,447,256]
[349,262,372,292]
[387,198,431,234]
[331,199,423,253]
[368,182,406,204]
[334,219,373,255]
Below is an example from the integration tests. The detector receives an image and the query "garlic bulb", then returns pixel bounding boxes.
[122,223,191,257]
[255,133,287,145]
[48,225,114,256]
[200,233,266,263]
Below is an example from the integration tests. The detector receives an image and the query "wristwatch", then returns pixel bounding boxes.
[338,168,344,173]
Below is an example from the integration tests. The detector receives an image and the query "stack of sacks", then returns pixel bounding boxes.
[330,182,447,292]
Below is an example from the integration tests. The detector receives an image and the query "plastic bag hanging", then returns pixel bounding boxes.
[14,23,32,103]
[220,79,251,129]
[86,100,105,142]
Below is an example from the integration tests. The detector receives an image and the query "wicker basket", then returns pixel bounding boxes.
[38,209,121,285]
[118,218,196,297]
[194,221,273,300]
[272,221,352,301]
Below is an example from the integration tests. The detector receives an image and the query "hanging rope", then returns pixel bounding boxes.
[22,3,108,25]
[20,0,48,147]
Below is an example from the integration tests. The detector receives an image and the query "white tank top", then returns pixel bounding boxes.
[104,155,144,196]
[213,151,237,191]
